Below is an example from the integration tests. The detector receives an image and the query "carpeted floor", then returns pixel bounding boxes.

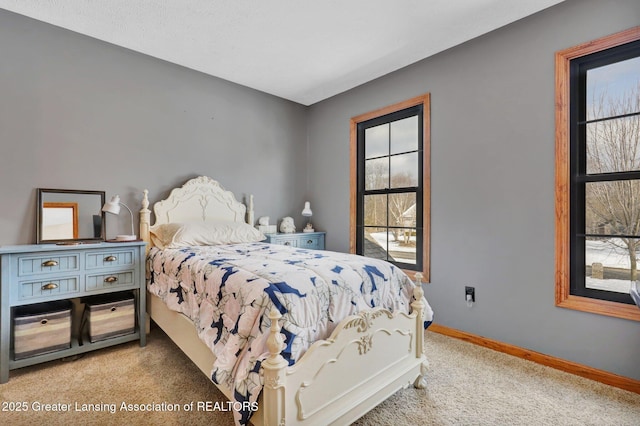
[1,325,638,425]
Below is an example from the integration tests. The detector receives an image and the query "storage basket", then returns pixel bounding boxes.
[82,292,135,343]
[13,300,72,360]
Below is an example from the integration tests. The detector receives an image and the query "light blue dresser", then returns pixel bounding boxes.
[265,231,325,250]
[0,241,146,383]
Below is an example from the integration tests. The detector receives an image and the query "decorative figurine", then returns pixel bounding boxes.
[280,217,296,233]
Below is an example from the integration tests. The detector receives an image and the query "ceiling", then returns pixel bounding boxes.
[0,0,565,105]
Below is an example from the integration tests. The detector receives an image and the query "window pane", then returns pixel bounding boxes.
[585,180,640,235]
[363,227,391,261]
[389,193,417,264]
[392,230,417,265]
[365,158,388,190]
[364,227,417,265]
[587,56,640,121]
[364,194,387,227]
[586,115,640,174]
[389,192,416,228]
[585,236,637,294]
[390,152,418,187]
[365,124,389,159]
[390,116,418,154]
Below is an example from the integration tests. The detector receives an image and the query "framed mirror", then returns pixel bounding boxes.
[37,189,106,244]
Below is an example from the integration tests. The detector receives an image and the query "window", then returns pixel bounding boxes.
[350,94,430,281]
[555,27,640,321]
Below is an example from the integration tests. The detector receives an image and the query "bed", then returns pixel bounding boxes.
[140,176,433,426]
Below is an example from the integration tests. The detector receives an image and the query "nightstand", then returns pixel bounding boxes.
[0,241,146,383]
[265,231,325,250]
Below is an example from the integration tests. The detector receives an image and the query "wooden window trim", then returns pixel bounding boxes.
[555,27,640,321]
[350,93,431,282]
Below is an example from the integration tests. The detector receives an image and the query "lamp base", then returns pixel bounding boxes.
[115,235,137,241]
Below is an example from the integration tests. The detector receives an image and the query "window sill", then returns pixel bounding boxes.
[556,294,640,322]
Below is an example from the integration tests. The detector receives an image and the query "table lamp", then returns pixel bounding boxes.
[302,201,314,233]
[102,195,137,241]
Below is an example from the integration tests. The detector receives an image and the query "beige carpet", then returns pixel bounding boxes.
[1,325,638,426]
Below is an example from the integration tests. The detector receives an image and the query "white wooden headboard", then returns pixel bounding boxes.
[139,176,254,250]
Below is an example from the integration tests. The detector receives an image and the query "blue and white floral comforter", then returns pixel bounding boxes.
[147,242,433,425]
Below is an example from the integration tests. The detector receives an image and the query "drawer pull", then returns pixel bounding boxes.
[104,255,117,262]
[111,307,117,312]
[42,260,58,267]
[40,319,49,325]
[41,283,58,290]
[104,276,118,283]
[307,240,313,244]
[284,242,291,246]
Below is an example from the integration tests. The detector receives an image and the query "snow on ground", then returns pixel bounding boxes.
[585,238,633,268]
[585,239,635,293]
[585,277,632,293]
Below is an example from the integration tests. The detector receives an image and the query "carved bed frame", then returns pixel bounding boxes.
[139,176,428,426]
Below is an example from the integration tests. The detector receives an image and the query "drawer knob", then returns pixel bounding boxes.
[104,276,118,283]
[284,242,291,246]
[41,283,58,290]
[40,319,49,325]
[41,260,58,267]
[104,255,117,262]
[307,240,313,244]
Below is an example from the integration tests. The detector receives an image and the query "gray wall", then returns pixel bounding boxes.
[307,0,640,380]
[0,9,308,243]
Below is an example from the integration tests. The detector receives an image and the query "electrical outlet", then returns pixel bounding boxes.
[465,286,475,303]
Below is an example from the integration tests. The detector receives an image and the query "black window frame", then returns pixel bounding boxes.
[356,104,424,271]
[570,39,640,305]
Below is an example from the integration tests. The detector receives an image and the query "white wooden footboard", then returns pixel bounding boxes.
[262,286,428,425]
[148,287,427,426]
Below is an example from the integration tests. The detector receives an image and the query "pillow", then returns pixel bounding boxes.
[150,221,266,249]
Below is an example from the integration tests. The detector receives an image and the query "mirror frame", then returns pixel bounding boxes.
[36,188,106,244]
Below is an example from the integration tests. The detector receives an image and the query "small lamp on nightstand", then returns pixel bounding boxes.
[102,195,137,241]
[302,201,314,233]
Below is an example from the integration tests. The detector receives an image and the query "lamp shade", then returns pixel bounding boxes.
[102,195,122,215]
[301,201,312,217]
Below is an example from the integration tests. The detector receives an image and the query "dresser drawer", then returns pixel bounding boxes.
[86,270,135,292]
[17,253,80,276]
[85,249,136,270]
[17,276,80,302]
[266,232,325,250]
[299,235,324,250]
[271,236,299,247]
